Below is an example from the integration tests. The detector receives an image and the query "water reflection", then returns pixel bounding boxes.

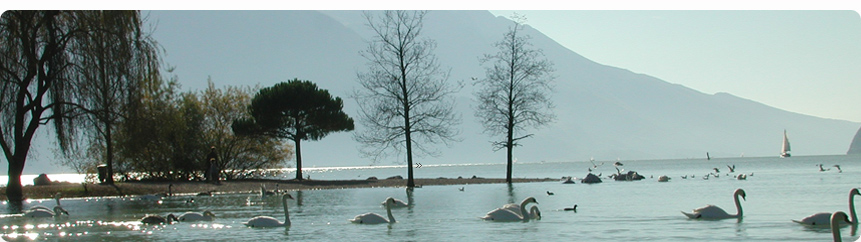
[406,188,415,212]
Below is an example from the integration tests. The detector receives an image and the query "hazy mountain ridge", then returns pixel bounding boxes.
[7,10,857,175]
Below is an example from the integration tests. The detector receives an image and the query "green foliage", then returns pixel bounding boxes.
[199,79,292,180]
[233,78,353,180]
[237,79,354,140]
[109,74,291,181]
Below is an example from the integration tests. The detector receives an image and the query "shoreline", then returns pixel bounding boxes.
[0,177,555,200]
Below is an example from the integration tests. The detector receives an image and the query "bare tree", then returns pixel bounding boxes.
[353,11,461,188]
[474,16,555,183]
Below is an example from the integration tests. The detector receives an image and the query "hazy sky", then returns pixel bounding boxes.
[488,10,861,122]
[5,3,860,124]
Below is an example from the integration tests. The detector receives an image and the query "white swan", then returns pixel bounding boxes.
[260,185,276,197]
[682,188,746,219]
[140,214,177,224]
[178,210,217,222]
[29,193,62,211]
[831,211,853,242]
[139,184,173,201]
[23,206,69,218]
[351,197,396,224]
[244,194,294,227]
[481,197,539,222]
[383,198,409,208]
[794,188,861,226]
[528,205,541,219]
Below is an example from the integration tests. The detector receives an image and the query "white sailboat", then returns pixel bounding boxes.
[780,129,791,158]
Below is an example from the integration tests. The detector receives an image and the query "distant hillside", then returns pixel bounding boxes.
[152,10,859,166]
[15,10,856,176]
[849,127,861,155]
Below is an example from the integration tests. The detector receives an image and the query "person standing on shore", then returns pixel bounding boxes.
[205,146,219,184]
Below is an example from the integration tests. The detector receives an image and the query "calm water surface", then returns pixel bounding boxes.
[2,155,860,241]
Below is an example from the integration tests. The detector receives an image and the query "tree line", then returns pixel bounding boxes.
[1,10,555,205]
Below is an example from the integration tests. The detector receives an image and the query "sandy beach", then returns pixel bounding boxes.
[0,177,555,200]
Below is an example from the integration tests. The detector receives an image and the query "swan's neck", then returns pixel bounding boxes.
[850,193,858,224]
[833,222,843,242]
[282,196,291,226]
[734,193,743,218]
[530,206,540,219]
[519,200,530,221]
[386,202,395,223]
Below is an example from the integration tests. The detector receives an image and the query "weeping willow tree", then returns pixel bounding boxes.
[73,10,160,184]
[1,11,160,203]
[1,11,81,204]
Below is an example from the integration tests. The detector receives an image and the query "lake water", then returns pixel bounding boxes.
[2,155,860,241]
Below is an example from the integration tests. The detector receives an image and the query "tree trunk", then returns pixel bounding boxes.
[403,76,415,188]
[506,129,514,183]
[294,138,303,180]
[406,130,415,188]
[105,123,115,184]
[6,158,25,203]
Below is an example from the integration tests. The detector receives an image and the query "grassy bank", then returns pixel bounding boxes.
[0,177,555,200]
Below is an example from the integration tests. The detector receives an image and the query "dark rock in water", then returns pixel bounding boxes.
[386,175,403,180]
[366,176,378,180]
[849,127,861,155]
[581,173,602,184]
[33,173,52,186]
[612,171,645,181]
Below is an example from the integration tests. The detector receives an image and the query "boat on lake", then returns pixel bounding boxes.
[780,129,791,158]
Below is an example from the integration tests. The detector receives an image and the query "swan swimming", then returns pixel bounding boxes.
[481,197,539,222]
[527,205,541,219]
[140,214,177,224]
[794,188,861,226]
[29,192,61,211]
[244,194,294,227]
[830,211,854,242]
[351,197,397,224]
[23,206,69,218]
[25,192,64,214]
[139,184,173,201]
[178,210,217,222]
[682,188,746,219]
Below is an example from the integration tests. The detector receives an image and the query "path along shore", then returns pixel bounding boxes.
[0,177,555,200]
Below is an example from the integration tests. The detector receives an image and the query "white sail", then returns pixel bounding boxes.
[781,130,791,157]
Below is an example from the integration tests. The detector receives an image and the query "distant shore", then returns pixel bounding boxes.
[0,177,555,200]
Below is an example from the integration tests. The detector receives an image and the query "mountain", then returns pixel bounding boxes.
[849,127,861,155]
[7,10,858,176]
